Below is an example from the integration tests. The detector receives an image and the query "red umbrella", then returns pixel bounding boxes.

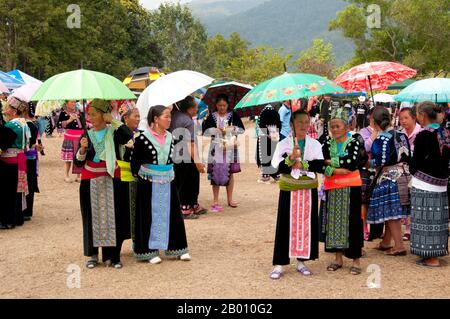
[335,61,417,102]
[202,81,253,111]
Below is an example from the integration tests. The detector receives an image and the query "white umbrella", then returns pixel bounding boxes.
[373,93,395,103]
[11,82,42,102]
[137,70,214,129]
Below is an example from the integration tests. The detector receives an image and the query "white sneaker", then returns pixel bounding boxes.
[180,253,191,261]
[149,256,162,264]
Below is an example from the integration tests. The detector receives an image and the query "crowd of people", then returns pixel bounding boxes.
[259,95,450,279]
[0,92,246,269]
[1,90,448,276]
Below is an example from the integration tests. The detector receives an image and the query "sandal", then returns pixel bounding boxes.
[86,259,98,269]
[297,266,312,276]
[183,212,199,220]
[270,268,283,280]
[193,205,207,215]
[327,263,343,272]
[350,266,362,275]
[112,262,123,269]
[210,204,224,213]
[375,244,393,251]
[228,201,238,208]
[415,259,441,268]
[385,249,407,256]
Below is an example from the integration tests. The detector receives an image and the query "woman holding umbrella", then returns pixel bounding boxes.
[74,99,133,269]
[202,94,245,212]
[269,109,324,279]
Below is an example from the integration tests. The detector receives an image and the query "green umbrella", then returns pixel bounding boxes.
[31,69,136,101]
[395,78,450,103]
[387,79,416,90]
[235,73,344,109]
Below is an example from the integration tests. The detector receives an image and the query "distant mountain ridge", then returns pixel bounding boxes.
[188,0,354,65]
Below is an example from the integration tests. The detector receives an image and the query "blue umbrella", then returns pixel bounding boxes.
[7,69,42,85]
[0,71,24,90]
[395,78,450,103]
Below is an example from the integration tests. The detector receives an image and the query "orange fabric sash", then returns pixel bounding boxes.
[324,170,362,191]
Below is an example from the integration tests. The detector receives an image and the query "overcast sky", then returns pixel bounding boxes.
[139,0,192,10]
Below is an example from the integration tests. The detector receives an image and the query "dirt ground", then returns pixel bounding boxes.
[1,120,449,299]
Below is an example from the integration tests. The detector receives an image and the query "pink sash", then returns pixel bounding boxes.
[289,189,311,259]
[64,129,84,141]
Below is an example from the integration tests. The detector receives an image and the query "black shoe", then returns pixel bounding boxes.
[23,216,31,221]
[0,224,8,230]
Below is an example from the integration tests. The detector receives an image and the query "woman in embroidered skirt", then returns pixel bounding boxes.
[409,101,449,267]
[74,99,133,269]
[130,105,190,264]
[202,94,245,212]
[116,101,140,247]
[58,100,85,183]
[0,97,30,228]
[367,106,411,256]
[320,107,366,275]
[269,110,324,279]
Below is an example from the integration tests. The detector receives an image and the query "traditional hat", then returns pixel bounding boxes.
[6,96,28,114]
[90,99,111,113]
[118,100,136,117]
[330,107,351,124]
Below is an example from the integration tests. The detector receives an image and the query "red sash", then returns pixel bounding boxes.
[81,161,120,180]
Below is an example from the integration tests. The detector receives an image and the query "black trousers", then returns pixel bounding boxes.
[174,162,200,209]
[24,159,39,218]
[0,161,22,227]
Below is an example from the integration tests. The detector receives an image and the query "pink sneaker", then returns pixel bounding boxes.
[210,204,224,213]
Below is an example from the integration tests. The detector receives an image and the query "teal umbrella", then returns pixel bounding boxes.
[31,69,136,101]
[387,79,416,90]
[394,78,450,103]
[235,73,344,109]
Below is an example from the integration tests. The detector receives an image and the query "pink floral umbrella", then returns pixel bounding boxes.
[335,61,417,101]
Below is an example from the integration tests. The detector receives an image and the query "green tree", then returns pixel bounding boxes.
[206,32,249,80]
[119,0,163,69]
[295,38,336,79]
[149,3,209,72]
[0,0,163,80]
